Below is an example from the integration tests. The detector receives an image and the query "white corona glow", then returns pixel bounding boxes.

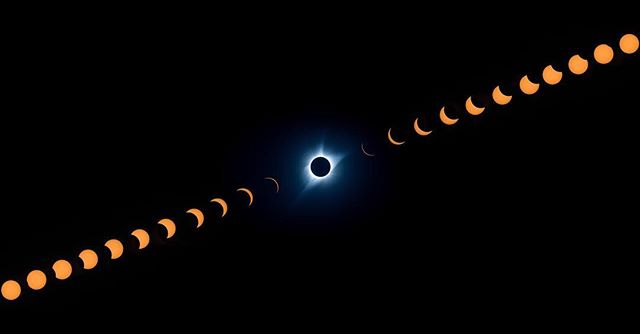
[303,146,344,186]
[308,155,334,180]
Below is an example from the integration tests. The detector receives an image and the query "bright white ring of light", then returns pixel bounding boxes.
[308,155,333,180]
[303,146,344,187]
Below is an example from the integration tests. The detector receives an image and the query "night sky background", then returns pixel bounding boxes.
[1,12,638,319]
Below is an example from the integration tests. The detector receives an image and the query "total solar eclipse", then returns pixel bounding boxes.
[310,156,331,178]
[2,26,637,306]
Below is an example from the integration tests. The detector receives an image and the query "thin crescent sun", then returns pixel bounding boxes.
[439,106,458,125]
[413,118,432,136]
[210,198,228,218]
[264,177,280,193]
[158,218,176,239]
[387,128,405,146]
[361,143,375,157]
[236,188,254,207]
[465,96,485,115]
[186,208,205,228]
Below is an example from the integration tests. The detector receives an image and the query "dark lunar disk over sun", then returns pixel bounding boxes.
[311,156,331,177]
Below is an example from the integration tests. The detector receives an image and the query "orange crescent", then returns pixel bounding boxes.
[131,229,150,250]
[104,239,124,260]
[361,143,375,157]
[186,208,205,228]
[264,177,280,193]
[210,198,228,217]
[158,218,176,239]
[519,75,540,95]
[492,85,512,105]
[236,188,254,207]
[413,118,432,136]
[387,128,405,146]
[78,249,99,270]
[542,65,563,85]
[465,96,485,115]
[439,106,458,125]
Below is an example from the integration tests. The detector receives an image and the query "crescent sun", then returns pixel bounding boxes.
[187,208,205,228]
[236,188,254,207]
[131,229,150,250]
[78,249,98,270]
[439,106,458,125]
[387,128,406,146]
[361,143,375,157]
[413,118,432,136]
[210,198,228,218]
[104,239,124,260]
[465,96,485,115]
[519,75,540,95]
[158,218,176,239]
[542,65,563,85]
[264,177,280,193]
[492,85,512,105]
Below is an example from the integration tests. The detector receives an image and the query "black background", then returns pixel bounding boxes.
[1,11,638,319]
